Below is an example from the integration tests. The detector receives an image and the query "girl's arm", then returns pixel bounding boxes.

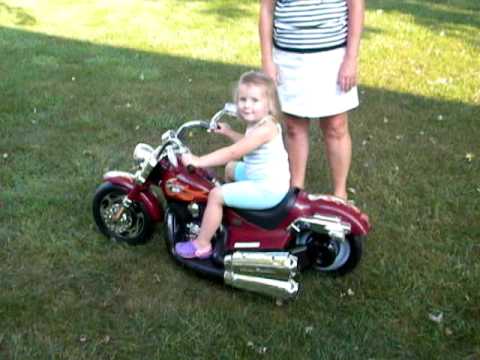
[213,122,244,142]
[184,121,277,168]
[338,0,364,92]
[259,0,277,81]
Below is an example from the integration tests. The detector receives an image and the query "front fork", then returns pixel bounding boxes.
[111,197,133,222]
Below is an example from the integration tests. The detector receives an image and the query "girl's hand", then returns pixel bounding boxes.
[213,122,232,136]
[337,57,358,92]
[181,153,200,167]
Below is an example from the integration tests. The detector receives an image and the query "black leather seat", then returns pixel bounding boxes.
[231,188,300,230]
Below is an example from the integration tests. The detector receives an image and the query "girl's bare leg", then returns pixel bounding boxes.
[319,112,351,200]
[224,161,238,183]
[285,115,310,189]
[194,187,224,249]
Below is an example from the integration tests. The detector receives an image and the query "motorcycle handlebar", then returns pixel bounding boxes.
[158,104,238,163]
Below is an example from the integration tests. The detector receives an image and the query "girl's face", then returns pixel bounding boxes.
[236,83,270,124]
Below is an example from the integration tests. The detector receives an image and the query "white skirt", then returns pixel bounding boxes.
[274,47,359,118]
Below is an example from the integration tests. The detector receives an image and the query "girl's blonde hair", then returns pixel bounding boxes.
[234,71,282,122]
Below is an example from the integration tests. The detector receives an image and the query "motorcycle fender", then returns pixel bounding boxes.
[102,171,163,222]
[307,199,370,236]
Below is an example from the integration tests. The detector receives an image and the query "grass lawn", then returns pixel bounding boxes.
[1,0,479,358]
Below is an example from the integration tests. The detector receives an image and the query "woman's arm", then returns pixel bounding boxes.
[259,0,277,81]
[338,0,364,92]
[183,121,277,168]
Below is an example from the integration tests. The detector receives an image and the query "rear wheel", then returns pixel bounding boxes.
[306,233,364,276]
[92,183,154,245]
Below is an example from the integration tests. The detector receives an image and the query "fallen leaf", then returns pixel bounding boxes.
[102,335,111,344]
[428,312,443,323]
[257,346,267,354]
[465,153,475,162]
[428,78,449,85]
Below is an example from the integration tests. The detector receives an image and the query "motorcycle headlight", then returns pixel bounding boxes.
[133,143,154,164]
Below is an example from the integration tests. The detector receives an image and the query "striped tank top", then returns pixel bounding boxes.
[273,0,348,53]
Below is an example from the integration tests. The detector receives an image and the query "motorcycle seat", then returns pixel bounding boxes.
[232,188,300,230]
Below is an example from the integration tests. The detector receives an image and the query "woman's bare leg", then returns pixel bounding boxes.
[285,115,310,189]
[319,112,351,200]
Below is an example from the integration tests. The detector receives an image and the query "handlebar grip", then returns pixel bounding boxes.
[186,164,196,173]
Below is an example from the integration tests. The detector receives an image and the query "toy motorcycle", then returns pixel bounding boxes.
[92,104,371,300]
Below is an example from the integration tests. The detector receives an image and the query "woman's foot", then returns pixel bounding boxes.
[175,240,212,259]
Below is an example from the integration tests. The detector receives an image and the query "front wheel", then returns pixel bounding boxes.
[306,234,364,276]
[92,182,154,245]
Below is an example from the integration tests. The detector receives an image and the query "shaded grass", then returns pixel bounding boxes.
[1,0,479,359]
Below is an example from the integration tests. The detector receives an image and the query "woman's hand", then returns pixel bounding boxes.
[337,57,358,92]
[262,60,278,85]
[181,153,200,167]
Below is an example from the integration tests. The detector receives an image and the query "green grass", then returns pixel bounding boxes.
[1,0,479,358]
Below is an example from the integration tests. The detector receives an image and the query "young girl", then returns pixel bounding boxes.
[175,71,290,259]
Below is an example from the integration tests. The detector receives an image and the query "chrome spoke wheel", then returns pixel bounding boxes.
[93,183,153,245]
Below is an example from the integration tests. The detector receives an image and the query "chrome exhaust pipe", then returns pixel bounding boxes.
[223,252,299,299]
[224,251,298,280]
[224,272,299,300]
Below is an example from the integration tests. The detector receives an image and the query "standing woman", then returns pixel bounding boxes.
[259,0,364,200]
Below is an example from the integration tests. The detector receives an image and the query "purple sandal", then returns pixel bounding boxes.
[175,240,212,259]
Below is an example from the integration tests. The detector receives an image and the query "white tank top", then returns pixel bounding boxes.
[243,118,290,191]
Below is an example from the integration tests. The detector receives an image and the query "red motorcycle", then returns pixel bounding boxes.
[92,104,371,300]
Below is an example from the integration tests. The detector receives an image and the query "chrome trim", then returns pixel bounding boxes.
[133,143,154,163]
[233,242,260,249]
[103,171,135,180]
[187,202,200,218]
[134,155,158,184]
[288,214,351,241]
[175,120,209,140]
